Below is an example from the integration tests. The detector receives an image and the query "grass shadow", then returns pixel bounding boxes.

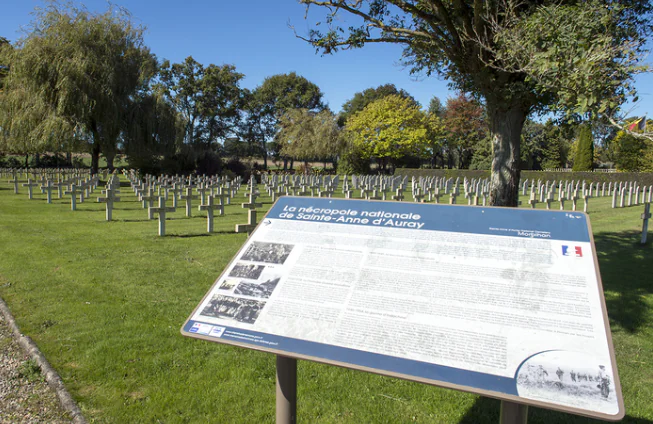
[593,231,653,333]
[166,233,213,238]
[458,397,652,423]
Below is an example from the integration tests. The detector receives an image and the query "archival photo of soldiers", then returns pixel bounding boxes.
[234,277,281,299]
[516,351,618,414]
[229,263,265,279]
[240,242,294,265]
[200,294,265,324]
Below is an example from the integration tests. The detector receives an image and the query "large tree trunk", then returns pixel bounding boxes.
[487,100,529,207]
[91,139,101,175]
[105,152,115,172]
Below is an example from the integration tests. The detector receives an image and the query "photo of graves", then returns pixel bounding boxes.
[229,263,265,279]
[516,351,618,414]
[240,241,294,264]
[234,277,281,299]
[200,294,265,324]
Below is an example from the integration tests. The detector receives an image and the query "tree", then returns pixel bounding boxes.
[442,93,487,169]
[298,0,651,206]
[339,83,418,125]
[278,109,346,167]
[612,127,648,171]
[122,90,184,173]
[248,72,326,169]
[428,96,444,117]
[572,125,594,171]
[158,57,245,149]
[519,120,548,170]
[346,94,428,170]
[0,3,157,173]
[425,109,446,168]
[0,37,9,92]
[540,121,574,170]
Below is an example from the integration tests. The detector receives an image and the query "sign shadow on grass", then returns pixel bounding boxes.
[593,231,653,333]
[457,396,653,424]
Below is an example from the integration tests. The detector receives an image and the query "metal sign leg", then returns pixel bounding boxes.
[276,355,297,424]
[500,401,528,424]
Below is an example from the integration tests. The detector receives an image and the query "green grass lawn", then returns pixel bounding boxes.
[0,178,651,423]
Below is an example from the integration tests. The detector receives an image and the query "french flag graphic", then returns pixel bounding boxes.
[562,245,583,257]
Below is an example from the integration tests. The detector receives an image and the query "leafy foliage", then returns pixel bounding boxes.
[339,84,418,125]
[572,125,594,171]
[243,72,326,168]
[278,109,346,163]
[0,2,156,172]
[158,57,245,148]
[346,94,428,166]
[442,93,487,169]
[298,0,651,205]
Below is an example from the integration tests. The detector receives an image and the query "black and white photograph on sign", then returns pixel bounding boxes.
[234,277,281,299]
[516,351,618,414]
[200,294,265,324]
[219,279,238,291]
[228,263,265,279]
[240,242,294,265]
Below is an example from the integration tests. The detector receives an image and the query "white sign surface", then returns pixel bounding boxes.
[183,197,623,420]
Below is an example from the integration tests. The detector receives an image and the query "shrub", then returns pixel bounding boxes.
[572,125,594,171]
[337,146,370,175]
[195,150,223,176]
[224,158,250,179]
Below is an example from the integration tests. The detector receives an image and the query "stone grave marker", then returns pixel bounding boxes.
[149,197,176,236]
[199,195,224,233]
[40,180,54,204]
[64,184,79,211]
[97,187,121,221]
[235,209,257,236]
[22,179,38,200]
[180,187,198,217]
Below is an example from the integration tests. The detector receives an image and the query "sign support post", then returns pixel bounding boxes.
[500,401,528,424]
[276,355,297,424]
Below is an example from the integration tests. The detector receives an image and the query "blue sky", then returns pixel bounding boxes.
[2,0,651,119]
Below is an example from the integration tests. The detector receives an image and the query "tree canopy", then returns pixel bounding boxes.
[246,72,326,169]
[0,3,157,173]
[298,0,652,205]
[278,108,345,164]
[346,94,428,169]
[339,83,418,125]
[158,57,245,149]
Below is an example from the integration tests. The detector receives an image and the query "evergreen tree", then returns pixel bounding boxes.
[572,125,594,171]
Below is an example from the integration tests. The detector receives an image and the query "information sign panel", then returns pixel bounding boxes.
[182,197,624,420]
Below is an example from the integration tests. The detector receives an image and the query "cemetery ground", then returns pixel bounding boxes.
[0,175,651,423]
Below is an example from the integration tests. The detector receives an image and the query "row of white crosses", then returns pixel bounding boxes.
[2,167,101,211]
[123,170,244,236]
[236,176,263,236]
[260,173,342,199]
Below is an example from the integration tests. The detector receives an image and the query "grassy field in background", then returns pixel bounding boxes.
[0,176,651,423]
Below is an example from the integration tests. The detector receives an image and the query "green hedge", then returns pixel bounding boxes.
[393,169,653,186]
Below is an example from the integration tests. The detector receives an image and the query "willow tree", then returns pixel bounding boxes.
[0,3,156,173]
[278,108,346,167]
[297,0,651,206]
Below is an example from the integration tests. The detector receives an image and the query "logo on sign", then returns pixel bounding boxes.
[562,245,583,257]
[209,326,226,338]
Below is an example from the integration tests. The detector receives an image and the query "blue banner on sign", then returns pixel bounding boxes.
[265,197,590,242]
